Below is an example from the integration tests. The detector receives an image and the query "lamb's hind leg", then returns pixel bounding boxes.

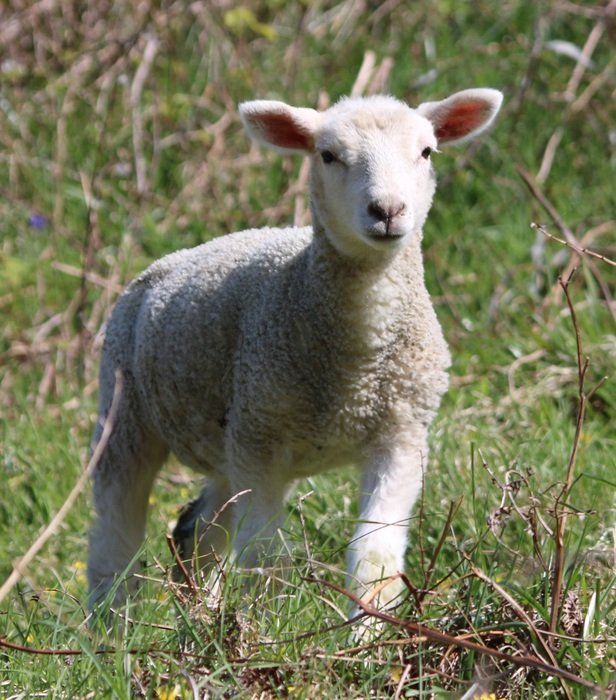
[172,477,234,578]
[88,398,168,611]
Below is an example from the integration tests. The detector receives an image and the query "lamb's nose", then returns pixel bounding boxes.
[367,201,406,222]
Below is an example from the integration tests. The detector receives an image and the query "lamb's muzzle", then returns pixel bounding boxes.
[87,87,503,615]
[367,199,407,238]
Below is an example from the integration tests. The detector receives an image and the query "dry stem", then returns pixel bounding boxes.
[0,370,123,605]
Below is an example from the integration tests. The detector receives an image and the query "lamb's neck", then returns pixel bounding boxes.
[301,225,429,352]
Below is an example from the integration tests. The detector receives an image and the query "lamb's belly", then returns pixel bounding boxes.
[162,421,226,476]
[281,439,361,480]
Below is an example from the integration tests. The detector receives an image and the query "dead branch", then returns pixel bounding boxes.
[130,35,159,196]
[421,498,462,597]
[0,370,123,605]
[518,167,616,324]
[536,5,613,183]
[467,559,572,700]
[532,222,616,268]
[548,277,603,637]
[308,577,602,692]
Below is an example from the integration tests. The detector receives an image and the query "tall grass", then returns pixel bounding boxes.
[1,1,614,697]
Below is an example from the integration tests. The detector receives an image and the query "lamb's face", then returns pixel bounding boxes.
[239,89,503,260]
[310,97,438,258]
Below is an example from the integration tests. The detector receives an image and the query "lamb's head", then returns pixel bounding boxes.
[240,88,503,259]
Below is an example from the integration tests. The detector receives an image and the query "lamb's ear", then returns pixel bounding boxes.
[417,88,503,146]
[239,100,321,154]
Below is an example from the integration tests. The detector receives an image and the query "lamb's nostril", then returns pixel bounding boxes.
[368,202,387,222]
[391,202,406,219]
[368,201,406,222]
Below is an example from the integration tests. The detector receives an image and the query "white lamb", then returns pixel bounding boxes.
[88,88,503,612]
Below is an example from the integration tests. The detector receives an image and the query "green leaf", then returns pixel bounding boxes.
[223,7,277,41]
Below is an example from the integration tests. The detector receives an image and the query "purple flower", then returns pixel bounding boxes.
[29,213,47,230]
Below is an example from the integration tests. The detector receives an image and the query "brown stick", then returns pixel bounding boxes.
[549,277,589,636]
[468,560,572,700]
[0,370,123,605]
[532,222,616,268]
[130,35,159,196]
[518,167,616,324]
[308,577,601,691]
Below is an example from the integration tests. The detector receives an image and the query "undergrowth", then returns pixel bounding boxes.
[1,1,615,697]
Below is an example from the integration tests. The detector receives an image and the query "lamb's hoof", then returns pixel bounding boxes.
[172,497,202,562]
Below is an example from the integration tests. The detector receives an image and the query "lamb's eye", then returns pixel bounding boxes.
[320,150,337,164]
[421,146,432,159]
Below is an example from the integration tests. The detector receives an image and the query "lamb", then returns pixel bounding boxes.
[88,87,503,612]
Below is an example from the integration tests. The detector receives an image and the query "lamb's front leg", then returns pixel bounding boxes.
[346,437,427,609]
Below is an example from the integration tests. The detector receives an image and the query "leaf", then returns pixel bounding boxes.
[0,255,31,292]
[223,7,277,41]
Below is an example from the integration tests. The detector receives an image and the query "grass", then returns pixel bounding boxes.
[1,0,615,697]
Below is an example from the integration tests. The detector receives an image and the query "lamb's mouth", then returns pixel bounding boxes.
[365,218,409,241]
[366,228,407,243]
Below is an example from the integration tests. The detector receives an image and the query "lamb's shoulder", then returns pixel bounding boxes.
[104,226,312,451]
[117,225,313,365]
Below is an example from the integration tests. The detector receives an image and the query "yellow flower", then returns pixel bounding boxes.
[70,561,87,586]
[155,684,183,700]
[390,665,404,683]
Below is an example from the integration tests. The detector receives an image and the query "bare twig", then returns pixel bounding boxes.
[563,12,607,101]
[421,498,462,596]
[548,277,606,636]
[350,50,377,97]
[536,5,613,183]
[0,370,123,605]
[166,534,198,599]
[532,222,616,268]
[51,261,124,294]
[350,50,393,97]
[296,490,316,577]
[538,220,616,314]
[394,663,413,699]
[130,35,159,196]
[468,559,572,700]
[308,577,601,692]
[536,127,564,184]
[518,167,616,324]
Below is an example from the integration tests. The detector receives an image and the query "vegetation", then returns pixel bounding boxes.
[1,1,614,697]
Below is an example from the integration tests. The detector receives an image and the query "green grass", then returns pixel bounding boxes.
[1,0,615,697]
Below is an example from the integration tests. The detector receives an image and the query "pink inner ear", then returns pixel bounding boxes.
[435,99,491,141]
[252,112,314,151]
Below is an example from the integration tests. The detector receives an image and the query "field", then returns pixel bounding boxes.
[1,1,615,697]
